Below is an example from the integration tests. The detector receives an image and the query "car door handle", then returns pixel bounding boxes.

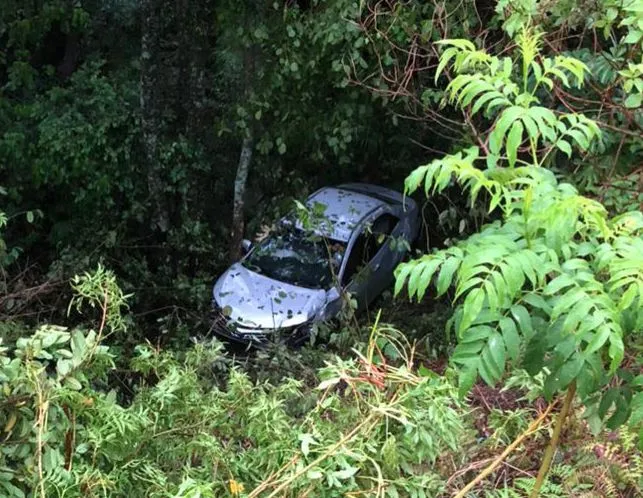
[372,262,381,271]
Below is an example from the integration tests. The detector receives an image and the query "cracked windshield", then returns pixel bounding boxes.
[243,228,344,289]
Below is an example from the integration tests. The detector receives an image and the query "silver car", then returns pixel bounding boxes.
[211,183,420,344]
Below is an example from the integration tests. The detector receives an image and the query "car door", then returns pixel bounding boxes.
[342,211,402,308]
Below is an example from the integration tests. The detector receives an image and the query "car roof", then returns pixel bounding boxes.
[297,186,386,242]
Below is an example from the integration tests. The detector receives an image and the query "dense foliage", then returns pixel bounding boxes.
[396,26,642,429]
[1,0,642,496]
[0,280,466,497]
[3,271,643,497]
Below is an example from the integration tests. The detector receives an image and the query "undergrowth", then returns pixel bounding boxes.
[1,267,642,497]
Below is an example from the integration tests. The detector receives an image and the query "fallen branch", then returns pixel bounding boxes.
[453,400,556,498]
[247,412,379,498]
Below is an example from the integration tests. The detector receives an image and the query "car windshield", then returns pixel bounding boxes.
[243,228,345,289]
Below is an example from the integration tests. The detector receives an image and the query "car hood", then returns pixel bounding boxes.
[213,263,327,330]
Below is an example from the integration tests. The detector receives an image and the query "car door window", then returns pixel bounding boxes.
[342,214,399,284]
[369,214,399,251]
[343,233,375,284]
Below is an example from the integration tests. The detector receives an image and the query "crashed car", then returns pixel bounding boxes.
[211,183,420,344]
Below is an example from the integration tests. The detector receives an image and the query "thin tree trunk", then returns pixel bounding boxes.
[529,382,576,498]
[228,10,256,263]
[140,0,169,232]
[229,134,254,262]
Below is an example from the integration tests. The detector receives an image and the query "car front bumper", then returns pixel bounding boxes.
[210,302,312,346]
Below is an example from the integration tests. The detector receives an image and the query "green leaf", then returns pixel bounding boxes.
[71,330,87,361]
[394,263,413,296]
[606,394,631,430]
[455,276,484,300]
[584,325,611,355]
[566,129,589,150]
[544,274,576,295]
[551,288,585,321]
[299,433,317,457]
[471,90,505,115]
[435,47,458,83]
[479,334,505,385]
[623,30,642,44]
[416,258,443,301]
[407,264,425,299]
[56,359,72,378]
[608,332,624,373]
[452,340,485,362]
[556,139,572,157]
[523,336,547,376]
[624,92,642,109]
[485,332,506,380]
[333,466,359,480]
[490,271,508,307]
[555,355,584,391]
[484,280,499,312]
[501,260,526,297]
[458,364,478,398]
[437,257,461,296]
[506,120,523,167]
[490,106,523,155]
[522,293,552,313]
[514,251,538,286]
[599,388,618,419]
[459,80,489,107]
[499,317,520,361]
[460,288,485,333]
[461,326,494,343]
[630,392,643,424]
[561,298,594,335]
[307,470,323,480]
[64,376,82,390]
[510,305,533,339]
[619,283,638,311]
[521,114,539,143]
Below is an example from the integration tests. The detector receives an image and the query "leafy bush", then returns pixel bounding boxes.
[394,25,643,481]
[0,267,472,497]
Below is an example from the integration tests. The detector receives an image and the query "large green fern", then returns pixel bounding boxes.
[395,27,643,440]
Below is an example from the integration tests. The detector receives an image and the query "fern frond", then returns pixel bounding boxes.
[445,74,513,113]
[403,147,497,205]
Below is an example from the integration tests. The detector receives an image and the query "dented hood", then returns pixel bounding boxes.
[213,263,326,330]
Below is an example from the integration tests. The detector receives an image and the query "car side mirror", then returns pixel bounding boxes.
[241,239,252,254]
[326,287,341,302]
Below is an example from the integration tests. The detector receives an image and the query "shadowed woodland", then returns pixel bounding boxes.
[0,0,642,496]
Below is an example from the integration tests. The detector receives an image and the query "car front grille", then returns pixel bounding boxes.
[210,301,269,344]
[210,300,313,346]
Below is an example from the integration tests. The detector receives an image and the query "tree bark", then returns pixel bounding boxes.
[529,382,576,498]
[228,11,257,263]
[229,134,254,263]
[140,0,169,232]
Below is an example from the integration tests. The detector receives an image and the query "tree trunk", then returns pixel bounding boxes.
[140,0,169,232]
[529,382,576,498]
[228,11,256,263]
[229,134,254,263]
